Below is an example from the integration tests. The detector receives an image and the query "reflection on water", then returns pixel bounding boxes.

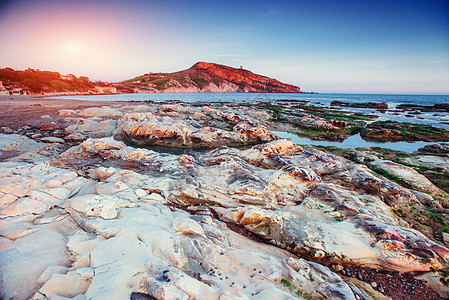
[272,131,434,153]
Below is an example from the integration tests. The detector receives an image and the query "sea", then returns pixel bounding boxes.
[56,92,449,107]
[56,93,449,153]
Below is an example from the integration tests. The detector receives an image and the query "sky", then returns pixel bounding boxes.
[0,0,448,94]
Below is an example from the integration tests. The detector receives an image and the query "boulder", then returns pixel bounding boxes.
[117,112,276,148]
[79,106,122,118]
[41,137,65,144]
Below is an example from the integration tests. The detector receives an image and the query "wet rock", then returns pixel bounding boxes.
[65,119,117,138]
[65,132,86,141]
[443,232,449,247]
[199,144,449,273]
[397,103,449,113]
[361,121,449,142]
[117,112,276,148]
[41,137,65,143]
[368,159,447,197]
[416,143,449,156]
[331,264,344,272]
[281,111,346,130]
[335,164,420,206]
[403,155,449,173]
[58,109,77,116]
[40,125,60,131]
[1,126,13,134]
[416,272,449,298]
[331,100,388,109]
[0,133,41,152]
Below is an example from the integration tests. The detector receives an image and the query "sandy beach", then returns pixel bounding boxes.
[0,95,132,129]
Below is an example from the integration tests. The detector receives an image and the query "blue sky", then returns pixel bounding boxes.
[0,0,448,94]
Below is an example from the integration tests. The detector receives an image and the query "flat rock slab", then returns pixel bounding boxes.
[41,137,65,143]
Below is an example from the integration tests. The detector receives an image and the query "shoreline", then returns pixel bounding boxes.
[2,95,449,147]
[0,95,137,130]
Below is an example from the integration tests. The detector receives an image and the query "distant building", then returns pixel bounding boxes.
[95,86,117,94]
[60,74,76,80]
[9,88,29,95]
[0,81,9,95]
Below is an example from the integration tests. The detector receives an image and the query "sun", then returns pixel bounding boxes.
[63,41,83,55]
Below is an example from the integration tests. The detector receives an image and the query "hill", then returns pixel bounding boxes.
[0,68,120,96]
[0,62,302,95]
[118,62,302,93]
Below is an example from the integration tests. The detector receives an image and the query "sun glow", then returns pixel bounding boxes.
[63,41,83,55]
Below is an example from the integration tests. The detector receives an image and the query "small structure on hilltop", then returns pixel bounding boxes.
[60,74,76,80]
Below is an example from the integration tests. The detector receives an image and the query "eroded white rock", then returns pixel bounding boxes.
[39,272,91,298]
[79,106,122,118]
[65,194,122,219]
[173,217,204,236]
[0,229,69,299]
[2,100,449,299]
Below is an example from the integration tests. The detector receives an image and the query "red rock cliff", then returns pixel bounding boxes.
[191,62,301,93]
[120,61,302,93]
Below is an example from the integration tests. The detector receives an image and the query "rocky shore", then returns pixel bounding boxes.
[1,96,449,299]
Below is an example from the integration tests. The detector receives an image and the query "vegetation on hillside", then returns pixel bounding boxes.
[0,68,108,93]
[119,62,303,93]
[121,68,215,91]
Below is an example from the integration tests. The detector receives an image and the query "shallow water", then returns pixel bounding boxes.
[272,131,434,153]
[55,92,449,151]
[56,93,449,130]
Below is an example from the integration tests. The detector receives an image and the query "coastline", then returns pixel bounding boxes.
[0,95,134,130]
